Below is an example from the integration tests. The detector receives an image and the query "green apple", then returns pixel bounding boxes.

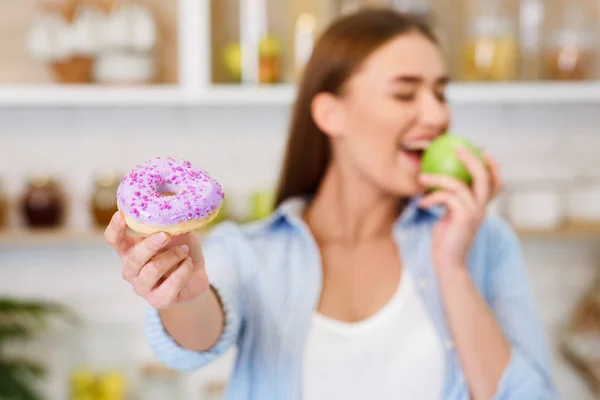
[420,134,484,186]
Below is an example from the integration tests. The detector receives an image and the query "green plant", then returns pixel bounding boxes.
[0,297,72,400]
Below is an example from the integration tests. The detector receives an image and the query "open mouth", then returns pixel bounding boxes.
[398,139,432,171]
[399,139,430,158]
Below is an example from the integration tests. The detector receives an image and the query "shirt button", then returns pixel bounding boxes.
[417,278,428,289]
[445,339,455,350]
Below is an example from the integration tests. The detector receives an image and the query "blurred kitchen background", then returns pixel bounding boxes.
[1,0,600,399]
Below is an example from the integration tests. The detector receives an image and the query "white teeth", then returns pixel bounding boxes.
[401,140,430,151]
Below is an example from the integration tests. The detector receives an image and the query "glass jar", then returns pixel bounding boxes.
[20,173,66,228]
[460,0,518,81]
[90,170,121,229]
[543,4,595,81]
[258,34,281,84]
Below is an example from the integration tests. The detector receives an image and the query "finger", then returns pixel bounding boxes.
[104,211,136,255]
[123,231,171,280]
[456,147,490,205]
[132,245,190,295]
[147,257,194,309]
[482,152,504,198]
[419,174,477,214]
[419,190,466,216]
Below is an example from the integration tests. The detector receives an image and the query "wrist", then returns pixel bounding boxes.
[435,264,470,288]
[160,287,213,313]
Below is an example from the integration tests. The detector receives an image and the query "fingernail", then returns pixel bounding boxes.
[179,245,189,255]
[152,232,168,245]
[112,212,122,225]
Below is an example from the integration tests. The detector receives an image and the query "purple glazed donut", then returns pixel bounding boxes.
[116,157,224,235]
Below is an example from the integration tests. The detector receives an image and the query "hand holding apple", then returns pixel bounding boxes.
[418,134,504,272]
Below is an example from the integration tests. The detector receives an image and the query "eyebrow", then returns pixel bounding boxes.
[392,75,449,85]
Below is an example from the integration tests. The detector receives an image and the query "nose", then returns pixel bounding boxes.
[419,91,449,131]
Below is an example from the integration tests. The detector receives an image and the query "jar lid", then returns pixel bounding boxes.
[95,169,121,186]
[27,172,52,188]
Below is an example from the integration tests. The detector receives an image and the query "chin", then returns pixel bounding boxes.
[387,181,424,199]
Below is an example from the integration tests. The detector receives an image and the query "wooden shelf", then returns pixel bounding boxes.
[1,82,600,107]
[0,85,185,107]
[1,221,600,247]
[0,229,106,247]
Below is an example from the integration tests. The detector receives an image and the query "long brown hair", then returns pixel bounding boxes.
[274,8,437,207]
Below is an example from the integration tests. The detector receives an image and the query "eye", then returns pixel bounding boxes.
[435,91,447,103]
[393,93,416,102]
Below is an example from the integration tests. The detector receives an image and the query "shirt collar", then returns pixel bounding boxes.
[267,195,445,230]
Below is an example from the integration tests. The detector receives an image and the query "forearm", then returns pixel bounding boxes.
[437,267,511,400]
[158,286,224,352]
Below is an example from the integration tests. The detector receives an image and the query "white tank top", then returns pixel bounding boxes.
[302,272,445,400]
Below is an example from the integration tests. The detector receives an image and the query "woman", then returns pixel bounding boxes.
[105,9,557,400]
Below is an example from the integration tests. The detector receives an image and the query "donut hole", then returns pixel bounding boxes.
[158,182,179,197]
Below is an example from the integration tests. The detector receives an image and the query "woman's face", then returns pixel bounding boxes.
[323,32,450,197]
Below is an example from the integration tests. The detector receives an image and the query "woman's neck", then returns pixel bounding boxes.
[304,163,404,245]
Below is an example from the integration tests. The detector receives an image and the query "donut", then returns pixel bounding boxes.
[116,157,224,235]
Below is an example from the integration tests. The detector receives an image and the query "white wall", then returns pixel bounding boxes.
[1,102,599,399]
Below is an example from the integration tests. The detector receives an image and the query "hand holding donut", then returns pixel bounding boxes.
[106,157,225,309]
[418,147,504,272]
[104,211,210,309]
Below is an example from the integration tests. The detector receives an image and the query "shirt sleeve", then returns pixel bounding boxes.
[144,221,245,372]
[485,216,559,400]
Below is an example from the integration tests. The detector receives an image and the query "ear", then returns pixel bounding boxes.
[310,92,346,138]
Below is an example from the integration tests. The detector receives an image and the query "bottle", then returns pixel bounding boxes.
[544,4,595,81]
[294,13,317,82]
[518,0,545,80]
[20,173,66,228]
[461,0,518,81]
[90,170,120,229]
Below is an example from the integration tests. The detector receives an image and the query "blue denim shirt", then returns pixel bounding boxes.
[145,196,557,399]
